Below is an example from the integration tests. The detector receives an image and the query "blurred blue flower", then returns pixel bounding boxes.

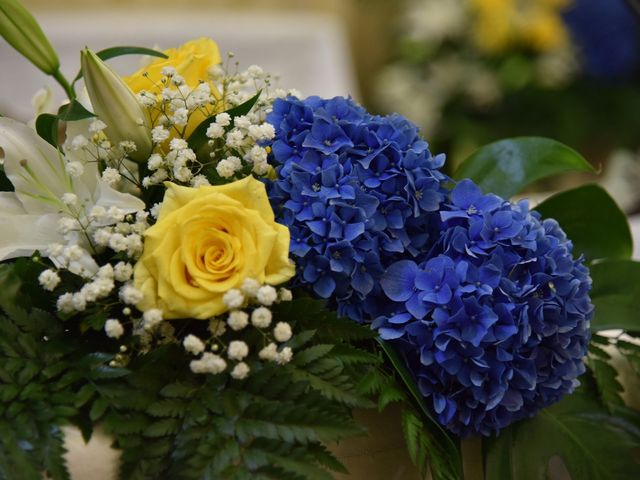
[267,96,447,321]
[374,179,593,436]
[564,0,640,78]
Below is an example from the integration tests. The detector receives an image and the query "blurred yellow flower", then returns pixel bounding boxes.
[469,0,571,54]
[124,38,223,137]
[133,176,294,319]
[522,10,568,52]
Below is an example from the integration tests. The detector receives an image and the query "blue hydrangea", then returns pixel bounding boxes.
[374,180,593,436]
[266,96,447,321]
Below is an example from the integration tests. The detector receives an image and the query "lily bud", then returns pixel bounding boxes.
[81,48,152,162]
[0,0,59,74]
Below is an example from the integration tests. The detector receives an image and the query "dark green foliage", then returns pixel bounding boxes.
[102,299,378,480]
[0,272,384,480]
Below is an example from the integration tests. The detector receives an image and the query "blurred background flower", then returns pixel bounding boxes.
[372,0,640,213]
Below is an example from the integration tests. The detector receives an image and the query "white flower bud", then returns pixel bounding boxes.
[81,48,152,162]
[105,319,124,338]
[231,362,250,379]
[183,334,206,355]
[251,307,272,329]
[273,322,292,342]
[227,340,249,361]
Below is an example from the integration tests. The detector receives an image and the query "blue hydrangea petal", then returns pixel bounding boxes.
[380,260,419,302]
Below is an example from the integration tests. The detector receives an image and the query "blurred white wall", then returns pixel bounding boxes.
[0,8,358,121]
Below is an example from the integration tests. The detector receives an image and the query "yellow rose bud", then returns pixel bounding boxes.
[0,0,59,74]
[124,38,223,137]
[81,48,152,162]
[133,176,294,319]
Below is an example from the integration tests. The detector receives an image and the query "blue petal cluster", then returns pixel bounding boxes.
[374,180,593,436]
[564,0,640,78]
[266,96,447,321]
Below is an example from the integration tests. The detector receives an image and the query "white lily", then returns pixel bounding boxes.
[0,117,145,262]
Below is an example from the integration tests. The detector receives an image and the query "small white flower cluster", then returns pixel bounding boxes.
[185,279,294,378]
[91,210,149,259]
[207,112,275,178]
[138,66,217,130]
[43,207,149,319]
[142,138,198,186]
[55,263,116,313]
[136,59,300,188]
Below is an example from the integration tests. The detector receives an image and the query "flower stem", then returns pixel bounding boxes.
[52,69,75,100]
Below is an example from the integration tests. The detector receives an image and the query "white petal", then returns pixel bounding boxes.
[0,192,27,214]
[0,212,64,261]
[0,117,71,213]
[92,179,145,212]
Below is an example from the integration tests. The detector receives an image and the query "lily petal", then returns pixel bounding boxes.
[0,211,64,261]
[92,179,145,213]
[0,191,27,214]
[0,117,78,213]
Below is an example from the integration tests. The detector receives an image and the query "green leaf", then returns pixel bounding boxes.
[286,365,365,407]
[293,345,334,366]
[535,184,632,261]
[147,399,186,418]
[71,46,168,86]
[266,453,334,480]
[34,100,95,147]
[35,113,59,147]
[41,427,71,480]
[454,137,594,198]
[401,407,429,477]
[376,339,462,479]
[589,260,640,331]
[588,357,624,410]
[484,392,640,480]
[187,90,262,152]
[89,396,109,421]
[377,383,405,411]
[74,384,95,408]
[90,365,130,380]
[95,46,168,62]
[57,100,95,122]
[160,382,197,399]
[144,418,179,438]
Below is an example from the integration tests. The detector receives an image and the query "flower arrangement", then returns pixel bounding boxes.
[375,0,640,174]
[1,1,640,479]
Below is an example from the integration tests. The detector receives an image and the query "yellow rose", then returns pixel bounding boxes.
[133,176,294,319]
[123,38,223,137]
